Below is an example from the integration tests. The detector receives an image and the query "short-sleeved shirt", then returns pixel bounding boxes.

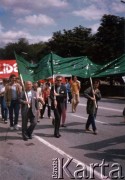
[71,81,80,94]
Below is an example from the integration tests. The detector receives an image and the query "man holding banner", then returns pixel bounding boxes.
[20,81,39,141]
[84,79,101,135]
[50,76,67,138]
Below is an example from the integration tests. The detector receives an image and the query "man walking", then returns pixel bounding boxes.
[84,79,101,135]
[20,81,38,141]
[5,74,22,130]
[50,76,67,138]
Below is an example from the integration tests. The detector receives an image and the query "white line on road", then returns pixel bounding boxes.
[70,114,109,124]
[35,135,110,180]
[79,103,122,112]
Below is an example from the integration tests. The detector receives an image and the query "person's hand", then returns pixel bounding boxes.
[91,97,96,101]
[38,97,45,105]
[54,99,57,108]
[94,89,99,94]
[92,90,96,95]
[54,91,59,96]
[24,101,30,105]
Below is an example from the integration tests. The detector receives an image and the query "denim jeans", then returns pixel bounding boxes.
[86,114,96,131]
[0,96,8,120]
[9,100,20,127]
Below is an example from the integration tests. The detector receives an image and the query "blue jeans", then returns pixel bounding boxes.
[9,100,20,127]
[0,96,8,120]
[86,114,96,131]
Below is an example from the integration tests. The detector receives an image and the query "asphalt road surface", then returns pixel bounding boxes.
[0,97,125,180]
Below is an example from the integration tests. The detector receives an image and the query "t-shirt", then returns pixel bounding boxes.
[71,81,80,94]
[11,84,17,100]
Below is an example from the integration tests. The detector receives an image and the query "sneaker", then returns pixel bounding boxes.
[48,116,52,119]
[22,135,28,141]
[85,128,92,132]
[10,126,14,130]
[27,133,32,139]
[23,137,28,141]
[61,124,66,127]
[14,125,19,130]
[93,130,98,135]
[4,120,8,124]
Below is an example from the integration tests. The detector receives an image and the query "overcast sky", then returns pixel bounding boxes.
[0,0,124,47]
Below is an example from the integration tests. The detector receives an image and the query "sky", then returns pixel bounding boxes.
[0,0,125,48]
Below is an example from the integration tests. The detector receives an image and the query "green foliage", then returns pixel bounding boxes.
[47,26,92,57]
[94,15,125,63]
[0,14,124,65]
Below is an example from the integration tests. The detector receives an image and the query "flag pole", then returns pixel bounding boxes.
[89,76,97,108]
[50,52,57,109]
[50,51,55,90]
[86,57,97,108]
[14,51,30,108]
[20,73,30,108]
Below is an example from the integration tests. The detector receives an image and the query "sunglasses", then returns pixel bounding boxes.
[57,79,62,82]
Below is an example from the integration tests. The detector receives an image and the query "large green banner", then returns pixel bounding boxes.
[15,52,125,82]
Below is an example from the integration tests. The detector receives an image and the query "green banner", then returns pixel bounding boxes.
[94,54,125,77]
[15,52,125,82]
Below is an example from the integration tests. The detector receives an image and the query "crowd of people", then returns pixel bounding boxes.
[0,74,104,140]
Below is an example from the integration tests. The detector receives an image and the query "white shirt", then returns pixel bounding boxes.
[27,91,32,103]
[0,84,5,96]
[11,84,17,100]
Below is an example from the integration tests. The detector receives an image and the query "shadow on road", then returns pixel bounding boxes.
[70,135,125,162]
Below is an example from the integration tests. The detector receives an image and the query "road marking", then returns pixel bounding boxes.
[71,114,108,124]
[79,103,122,112]
[35,135,110,180]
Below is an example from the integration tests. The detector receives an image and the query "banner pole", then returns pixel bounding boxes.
[50,52,57,109]
[50,52,55,90]
[86,57,97,108]
[90,77,97,108]
[20,73,30,108]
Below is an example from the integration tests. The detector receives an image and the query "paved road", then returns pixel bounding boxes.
[0,97,124,180]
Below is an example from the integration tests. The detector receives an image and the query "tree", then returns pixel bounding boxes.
[48,26,93,57]
[3,38,29,59]
[29,42,50,62]
[93,14,124,63]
